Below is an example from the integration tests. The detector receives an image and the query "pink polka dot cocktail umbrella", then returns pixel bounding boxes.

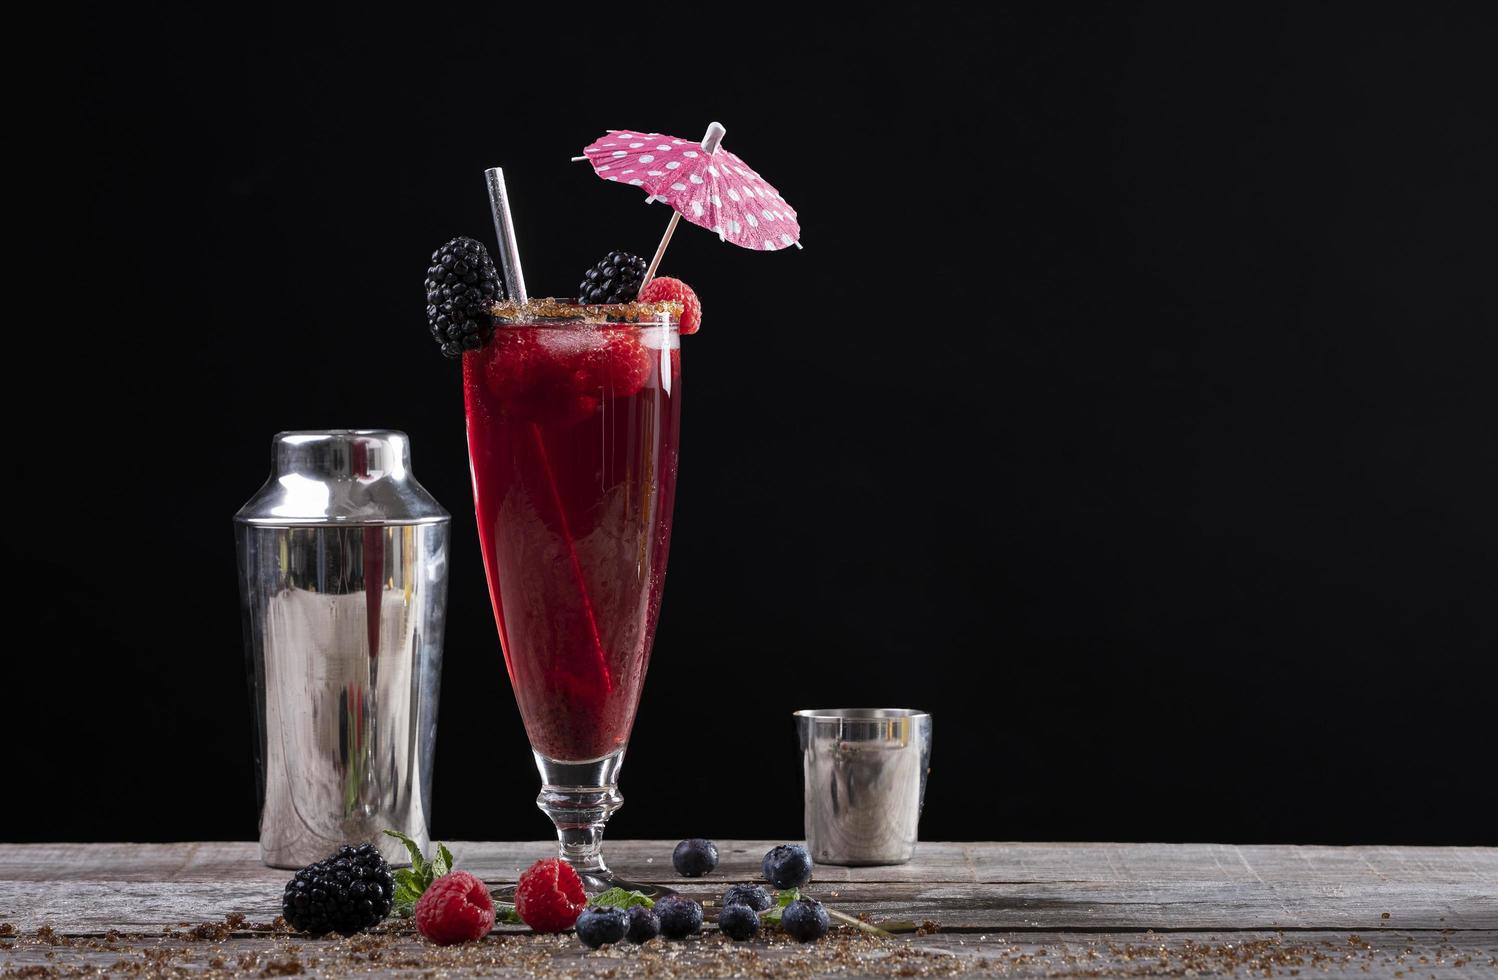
[574,122,801,289]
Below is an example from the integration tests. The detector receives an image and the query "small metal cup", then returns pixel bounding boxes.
[795,708,932,866]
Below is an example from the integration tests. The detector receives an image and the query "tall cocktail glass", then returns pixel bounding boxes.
[463,308,680,891]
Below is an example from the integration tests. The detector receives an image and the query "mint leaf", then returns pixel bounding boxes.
[382,830,427,876]
[588,887,655,910]
[760,887,800,927]
[432,842,454,879]
[382,830,458,916]
[493,903,524,925]
[391,869,426,917]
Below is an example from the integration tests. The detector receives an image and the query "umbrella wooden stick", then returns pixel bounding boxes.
[638,121,725,295]
[639,213,680,291]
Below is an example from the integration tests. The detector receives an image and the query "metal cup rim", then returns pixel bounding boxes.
[794,708,929,721]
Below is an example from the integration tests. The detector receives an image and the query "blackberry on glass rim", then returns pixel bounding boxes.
[425,236,503,357]
[578,250,648,304]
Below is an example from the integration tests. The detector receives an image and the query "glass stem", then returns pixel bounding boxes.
[533,750,625,874]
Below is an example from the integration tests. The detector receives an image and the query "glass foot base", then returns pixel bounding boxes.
[575,869,675,898]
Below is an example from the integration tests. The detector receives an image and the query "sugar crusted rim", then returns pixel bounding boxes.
[490,297,683,324]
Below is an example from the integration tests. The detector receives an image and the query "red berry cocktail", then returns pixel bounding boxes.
[462,298,681,890]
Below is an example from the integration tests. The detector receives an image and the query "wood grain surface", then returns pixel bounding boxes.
[1,841,1494,977]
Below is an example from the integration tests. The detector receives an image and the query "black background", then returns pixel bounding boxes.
[15,6,1496,847]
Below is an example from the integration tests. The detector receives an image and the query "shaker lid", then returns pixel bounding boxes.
[234,430,450,526]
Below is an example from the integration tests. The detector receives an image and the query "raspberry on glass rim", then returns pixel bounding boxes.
[638,277,701,334]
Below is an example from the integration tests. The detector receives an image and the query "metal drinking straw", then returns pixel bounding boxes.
[485,167,528,304]
[481,164,612,691]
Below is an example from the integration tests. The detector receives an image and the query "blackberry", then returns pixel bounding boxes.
[425,237,503,358]
[722,884,773,912]
[281,843,394,936]
[578,251,648,305]
[761,844,813,890]
[672,838,718,878]
[718,903,759,941]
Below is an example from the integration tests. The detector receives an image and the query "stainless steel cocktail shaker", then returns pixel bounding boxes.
[235,430,450,869]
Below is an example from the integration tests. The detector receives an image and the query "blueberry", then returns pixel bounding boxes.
[672,838,719,878]
[761,844,813,890]
[654,894,703,939]
[575,906,629,949]
[718,903,759,941]
[780,898,830,942]
[625,904,660,944]
[721,884,773,912]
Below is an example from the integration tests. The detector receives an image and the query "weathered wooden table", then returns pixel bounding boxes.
[1,841,1493,977]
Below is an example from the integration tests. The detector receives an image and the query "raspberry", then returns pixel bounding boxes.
[576,330,652,398]
[638,277,701,335]
[514,859,587,933]
[482,331,598,426]
[482,327,654,422]
[414,871,495,946]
